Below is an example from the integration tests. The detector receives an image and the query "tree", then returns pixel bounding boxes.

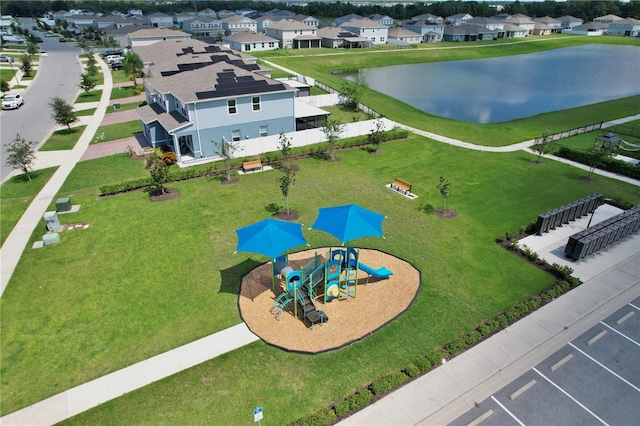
[277,167,296,215]
[531,129,553,163]
[85,58,98,77]
[5,133,36,181]
[213,137,238,181]
[26,41,39,56]
[278,131,292,169]
[340,77,368,111]
[122,51,143,87]
[20,54,32,77]
[321,119,345,161]
[367,118,386,153]
[1,80,9,94]
[78,72,96,93]
[49,96,78,130]
[587,138,618,180]
[437,176,451,211]
[149,158,170,194]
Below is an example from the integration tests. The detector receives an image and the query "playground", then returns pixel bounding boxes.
[238,247,421,354]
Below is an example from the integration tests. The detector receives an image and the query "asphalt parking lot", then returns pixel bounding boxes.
[449,296,640,426]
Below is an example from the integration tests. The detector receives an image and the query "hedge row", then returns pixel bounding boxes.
[287,228,583,426]
[556,146,640,180]
[98,128,410,196]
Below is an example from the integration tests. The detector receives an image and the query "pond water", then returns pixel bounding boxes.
[341,45,640,123]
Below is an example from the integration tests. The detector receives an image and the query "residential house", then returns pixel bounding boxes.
[446,13,473,26]
[217,10,237,19]
[65,14,97,33]
[340,19,389,45]
[51,10,71,20]
[265,9,296,19]
[255,15,283,33]
[173,12,195,26]
[236,9,257,17]
[532,22,553,36]
[291,15,320,27]
[558,15,583,30]
[492,13,512,21]
[128,9,143,17]
[127,27,191,47]
[443,24,497,42]
[387,27,422,45]
[94,15,133,29]
[223,32,279,52]
[266,19,320,49]
[221,15,257,35]
[334,14,364,27]
[594,14,623,24]
[147,12,174,28]
[411,13,443,24]
[403,19,444,43]
[368,14,394,26]
[502,23,528,38]
[503,15,535,35]
[466,17,505,33]
[532,16,562,33]
[564,22,607,36]
[196,8,217,18]
[606,18,640,37]
[103,23,154,48]
[316,27,368,48]
[182,17,223,37]
[135,40,328,162]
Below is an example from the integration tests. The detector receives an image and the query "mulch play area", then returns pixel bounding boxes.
[238,248,421,354]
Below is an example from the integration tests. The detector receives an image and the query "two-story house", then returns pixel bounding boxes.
[402,19,444,43]
[532,16,562,33]
[221,15,257,35]
[504,15,536,35]
[340,19,389,45]
[387,27,422,45]
[146,12,173,28]
[411,13,443,24]
[558,15,583,30]
[265,19,320,49]
[334,14,364,27]
[291,15,320,27]
[368,14,394,26]
[127,27,191,47]
[182,17,223,36]
[316,27,369,48]
[255,15,283,33]
[606,18,640,37]
[594,14,623,24]
[446,13,473,26]
[135,40,299,162]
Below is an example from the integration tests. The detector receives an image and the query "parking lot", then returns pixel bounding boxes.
[449,297,640,426]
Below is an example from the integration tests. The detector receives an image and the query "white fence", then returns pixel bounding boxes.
[296,93,343,108]
[233,117,395,159]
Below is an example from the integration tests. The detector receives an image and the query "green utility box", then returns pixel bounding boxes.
[43,233,61,246]
[56,197,72,212]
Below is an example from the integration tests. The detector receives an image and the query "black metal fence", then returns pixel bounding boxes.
[533,122,604,145]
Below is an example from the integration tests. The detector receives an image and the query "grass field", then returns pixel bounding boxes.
[39,126,87,151]
[1,36,639,424]
[92,120,141,143]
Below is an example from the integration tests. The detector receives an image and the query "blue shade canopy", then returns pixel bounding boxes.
[235,218,307,259]
[311,204,385,245]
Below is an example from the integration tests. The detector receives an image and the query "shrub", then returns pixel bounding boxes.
[496,314,508,327]
[526,295,542,310]
[443,338,466,356]
[478,323,493,337]
[463,330,482,346]
[558,280,571,292]
[333,400,350,418]
[567,276,581,288]
[162,151,177,165]
[99,177,152,195]
[551,263,574,280]
[425,348,446,366]
[414,357,432,372]
[287,408,337,426]
[369,372,408,395]
[556,146,640,180]
[402,363,421,378]
[348,389,372,410]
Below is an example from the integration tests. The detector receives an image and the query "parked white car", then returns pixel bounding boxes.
[2,94,24,110]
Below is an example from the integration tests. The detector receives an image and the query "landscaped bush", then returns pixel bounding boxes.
[347,389,372,411]
[551,263,574,280]
[369,372,408,396]
[99,177,152,195]
[287,408,337,426]
[443,338,466,356]
[425,348,446,366]
[162,151,177,165]
[402,363,421,378]
[332,400,350,418]
[557,146,640,179]
[413,356,432,372]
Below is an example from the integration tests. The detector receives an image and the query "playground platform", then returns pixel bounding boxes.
[238,248,421,354]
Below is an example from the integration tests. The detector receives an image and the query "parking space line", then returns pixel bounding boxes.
[568,343,640,392]
[490,396,525,426]
[466,409,494,426]
[629,302,640,311]
[615,311,634,325]
[600,321,640,347]
[532,368,609,426]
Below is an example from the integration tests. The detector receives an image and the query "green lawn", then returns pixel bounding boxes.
[75,107,96,116]
[110,85,142,100]
[75,89,102,103]
[550,120,640,161]
[0,168,58,246]
[0,68,17,82]
[92,120,141,143]
[39,126,86,151]
[110,70,134,85]
[106,101,140,113]
[322,105,371,124]
[2,135,639,422]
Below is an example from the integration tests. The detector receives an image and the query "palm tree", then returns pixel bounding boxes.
[122,52,143,87]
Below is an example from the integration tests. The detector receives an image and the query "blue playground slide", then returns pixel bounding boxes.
[349,259,393,279]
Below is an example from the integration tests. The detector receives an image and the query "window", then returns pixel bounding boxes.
[227,99,237,114]
[232,129,241,141]
[252,96,261,111]
[259,125,268,137]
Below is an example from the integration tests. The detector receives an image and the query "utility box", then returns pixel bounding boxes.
[42,233,61,246]
[56,197,72,212]
[43,211,61,232]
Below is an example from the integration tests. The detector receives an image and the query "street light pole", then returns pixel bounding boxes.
[8,60,20,86]
[586,198,612,229]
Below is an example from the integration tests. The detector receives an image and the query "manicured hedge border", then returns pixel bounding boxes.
[556,146,640,180]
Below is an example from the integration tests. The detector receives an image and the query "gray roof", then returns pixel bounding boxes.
[341,19,388,29]
[137,103,189,132]
[388,27,421,38]
[223,32,278,43]
[129,28,190,38]
[268,19,315,30]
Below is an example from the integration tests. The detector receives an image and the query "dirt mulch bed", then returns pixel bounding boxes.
[149,188,180,202]
[239,248,421,354]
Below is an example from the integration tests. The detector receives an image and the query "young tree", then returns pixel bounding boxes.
[367,118,386,153]
[321,119,345,161]
[278,131,292,169]
[277,167,296,215]
[1,80,9,94]
[78,72,96,93]
[149,157,170,194]
[85,59,98,76]
[213,137,238,181]
[531,129,553,164]
[26,41,39,56]
[122,51,143,87]
[340,77,368,111]
[5,133,37,181]
[20,54,32,77]
[437,176,451,211]
[49,96,78,130]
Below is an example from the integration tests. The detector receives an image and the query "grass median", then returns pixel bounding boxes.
[39,126,87,151]
[92,120,141,144]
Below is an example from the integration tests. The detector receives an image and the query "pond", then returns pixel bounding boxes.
[341,45,640,123]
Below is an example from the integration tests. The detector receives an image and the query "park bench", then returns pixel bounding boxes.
[242,160,262,173]
[390,178,412,195]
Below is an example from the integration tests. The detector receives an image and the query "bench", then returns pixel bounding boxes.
[242,160,262,173]
[390,178,412,195]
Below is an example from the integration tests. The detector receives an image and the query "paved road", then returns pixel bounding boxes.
[0,18,82,181]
